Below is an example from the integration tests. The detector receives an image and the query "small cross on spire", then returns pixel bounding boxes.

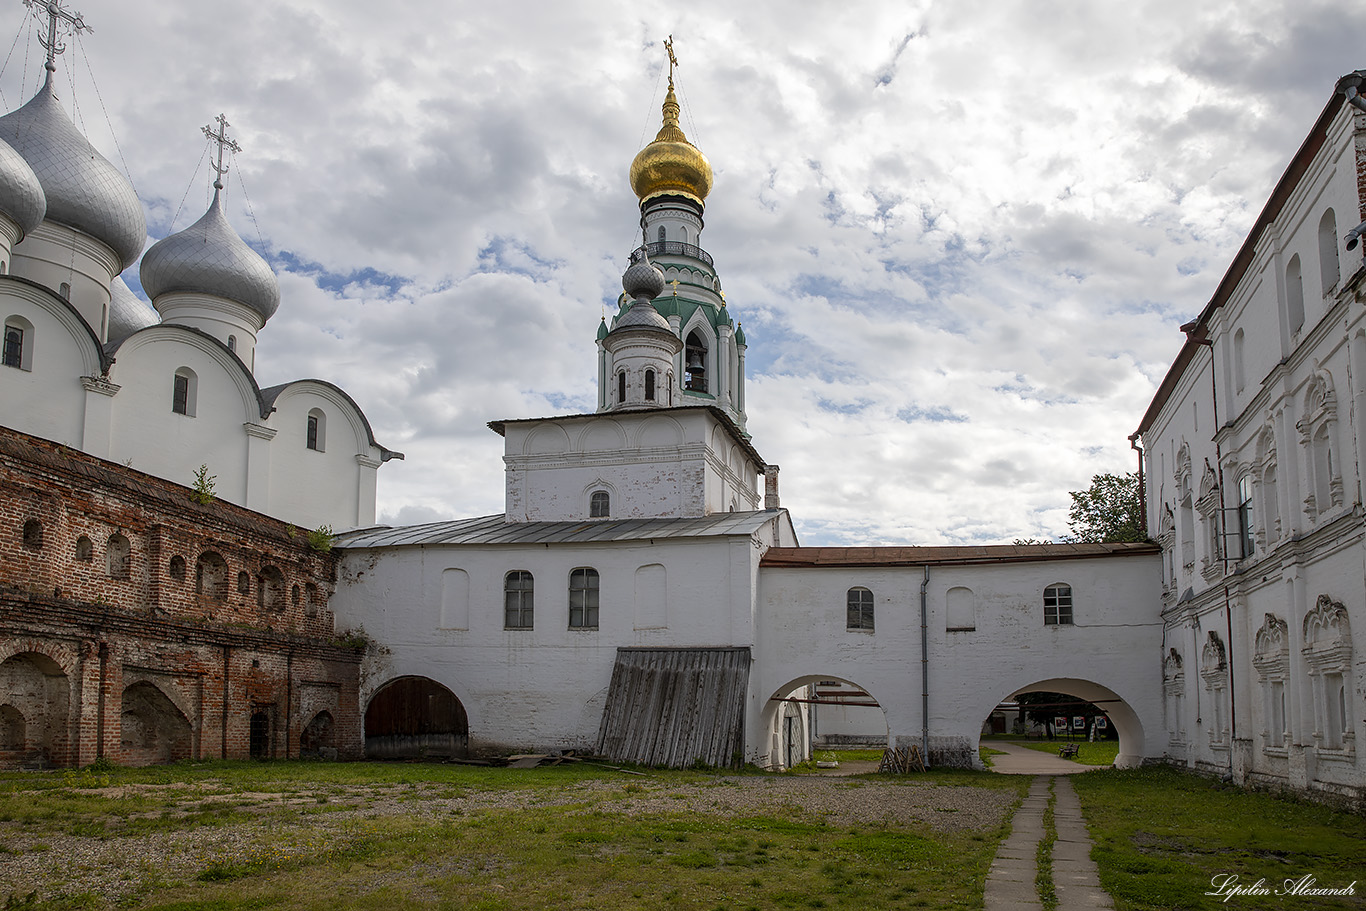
[24,0,91,74]
[202,114,242,191]
[664,34,678,87]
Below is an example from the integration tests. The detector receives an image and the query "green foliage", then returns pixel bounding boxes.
[190,464,217,506]
[1066,471,1146,543]
[306,525,334,553]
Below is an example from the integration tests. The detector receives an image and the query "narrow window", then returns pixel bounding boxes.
[75,535,93,561]
[227,335,237,353]
[645,368,656,402]
[106,534,130,580]
[1236,475,1254,559]
[617,370,626,405]
[569,568,600,629]
[1318,209,1340,293]
[3,317,32,370]
[258,566,286,612]
[1233,329,1246,393]
[22,519,42,549]
[306,409,326,451]
[168,555,186,580]
[846,587,874,630]
[171,367,197,417]
[590,490,610,518]
[237,571,251,594]
[1286,255,1305,333]
[657,225,666,244]
[58,282,70,301]
[680,227,688,245]
[1044,583,1073,625]
[685,330,708,392]
[504,571,534,629]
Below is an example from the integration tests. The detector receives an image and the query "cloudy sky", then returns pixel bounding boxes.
[3,0,1362,544]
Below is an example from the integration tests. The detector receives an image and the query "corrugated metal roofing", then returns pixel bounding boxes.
[337,510,782,549]
[761,541,1159,568]
[596,647,750,768]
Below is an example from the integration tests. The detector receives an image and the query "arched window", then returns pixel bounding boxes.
[306,408,326,451]
[590,490,610,518]
[75,535,93,562]
[258,566,286,612]
[305,582,319,618]
[1233,328,1246,393]
[847,587,874,630]
[504,571,534,629]
[657,225,666,244]
[291,584,302,611]
[645,368,656,402]
[106,533,130,580]
[3,315,33,370]
[196,551,228,601]
[227,335,237,353]
[1236,475,1254,559]
[21,519,42,549]
[617,370,626,405]
[58,282,70,301]
[168,555,186,581]
[1286,254,1305,333]
[680,227,688,245]
[1313,424,1333,513]
[172,367,197,416]
[1318,209,1340,293]
[685,330,708,392]
[1044,583,1073,625]
[568,568,599,629]
[237,570,251,594]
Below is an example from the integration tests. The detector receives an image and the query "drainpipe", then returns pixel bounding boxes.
[1129,432,1147,533]
[1190,331,1237,781]
[920,565,930,766]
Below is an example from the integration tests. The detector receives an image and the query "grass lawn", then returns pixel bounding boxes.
[0,761,1026,911]
[1073,767,1366,910]
[1018,740,1119,766]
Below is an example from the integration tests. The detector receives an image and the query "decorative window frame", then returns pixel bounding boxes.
[1252,613,1289,755]
[1302,594,1354,758]
[583,479,616,520]
[1158,503,1176,599]
[1253,424,1280,548]
[1200,631,1230,750]
[1163,648,1186,745]
[1297,373,1343,517]
[1176,443,1195,572]
[1196,460,1222,581]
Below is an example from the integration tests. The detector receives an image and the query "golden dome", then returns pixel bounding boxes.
[629,81,713,206]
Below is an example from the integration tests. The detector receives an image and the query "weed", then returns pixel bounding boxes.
[190,465,216,505]
[307,524,334,553]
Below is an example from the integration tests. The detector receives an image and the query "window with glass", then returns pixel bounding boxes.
[569,568,599,629]
[590,490,610,518]
[2,323,23,368]
[847,587,874,630]
[1236,475,1254,559]
[504,571,534,629]
[1044,583,1073,625]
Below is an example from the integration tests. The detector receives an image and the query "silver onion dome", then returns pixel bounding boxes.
[106,275,158,343]
[0,135,46,239]
[622,255,666,303]
[0,77,146,269]
[140,189,280,322]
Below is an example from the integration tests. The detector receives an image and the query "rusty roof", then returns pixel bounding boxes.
[761,541,1158,568]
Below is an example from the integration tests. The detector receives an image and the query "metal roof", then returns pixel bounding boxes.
[338,510,783,549]
[761,541,1159,568]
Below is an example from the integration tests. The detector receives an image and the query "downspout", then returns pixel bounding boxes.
[1191,331,1237,781]
[1129,432,1147,533]
[920,564,930,766]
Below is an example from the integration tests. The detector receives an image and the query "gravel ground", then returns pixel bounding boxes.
[0,774,1018,904]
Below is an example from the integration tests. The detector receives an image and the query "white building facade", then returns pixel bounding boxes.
[1135,72,1366,803]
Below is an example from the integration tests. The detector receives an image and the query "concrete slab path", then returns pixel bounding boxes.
[987,740,1093,775]
[983,776,1115,911]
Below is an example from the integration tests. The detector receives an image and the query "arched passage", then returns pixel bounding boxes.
[760,674,890,771]
[120,682,193,765]
[0,652,69,768]
[973,677,1146,769]
[300,710,336,758]
[364,676,469,760]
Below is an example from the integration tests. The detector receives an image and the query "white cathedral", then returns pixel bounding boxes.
[0,7,1361,803]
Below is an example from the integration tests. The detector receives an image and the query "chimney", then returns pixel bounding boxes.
[764,464,781,509]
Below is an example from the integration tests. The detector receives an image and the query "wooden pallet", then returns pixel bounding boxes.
[878,745,927,773]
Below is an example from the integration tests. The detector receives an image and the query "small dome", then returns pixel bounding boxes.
[140,189,280,322]
[628,82,713,207]
[615,298,671,332]
[0,136,45,239]
[623,257,666,302]
[0,77,146,269]
[106,275,158,343]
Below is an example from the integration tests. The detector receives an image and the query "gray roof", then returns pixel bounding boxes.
[0,135,45,238]
[762,541,1159,568]
[338,510,782,549]
[140,189,280,321]
[612,297,672,332]
[105,275,158,343]
[0,76,146,269]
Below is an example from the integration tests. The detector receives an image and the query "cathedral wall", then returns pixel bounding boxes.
[333,531,771,754]
[0,283,94,448]
[0,426,362,767]
[264,386,372,531]
[752,554,1163,769]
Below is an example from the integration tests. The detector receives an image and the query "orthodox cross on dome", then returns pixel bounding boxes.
[24,0,91,74]
[202,113,242,191]
[664,34,678,87]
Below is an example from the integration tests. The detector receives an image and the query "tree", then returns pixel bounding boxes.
[1066,471,1145,543]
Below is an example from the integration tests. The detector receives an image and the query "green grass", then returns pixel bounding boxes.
[1073,767,1366,910]
[978,747,1007,769]
[0,760,1021,910]
[1036,779,1057,911]
[1017,740,1119,766]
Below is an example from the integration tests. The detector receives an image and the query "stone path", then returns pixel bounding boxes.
[984,776,1114,911]
[987,740,1092,775]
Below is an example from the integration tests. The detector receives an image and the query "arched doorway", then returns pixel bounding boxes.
[0,652,69,768]
[364,676,469,760]
[249,711,271,759]
[300,711,336,758]
[975,677,1146,769]
[762,674,890,771]
[120,682,193,765]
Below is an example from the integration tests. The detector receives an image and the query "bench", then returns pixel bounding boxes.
[1059,743,1080,759]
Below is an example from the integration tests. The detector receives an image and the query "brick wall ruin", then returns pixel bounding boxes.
[0,426,362,768]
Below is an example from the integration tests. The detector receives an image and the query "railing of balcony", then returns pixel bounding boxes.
[630,242,714,268]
